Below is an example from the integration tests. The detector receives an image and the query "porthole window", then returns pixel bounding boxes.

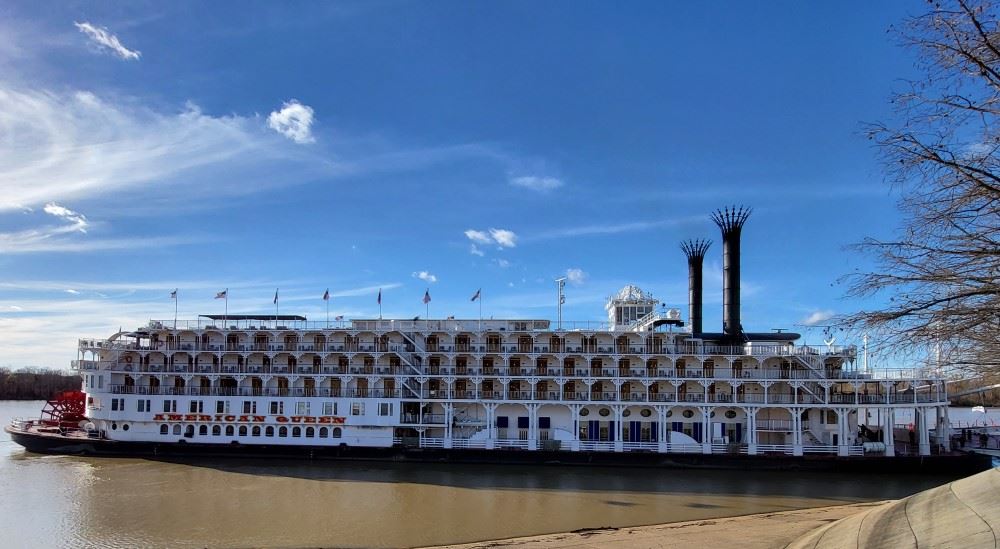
[111,422,118,430]
[666,410,673,418]
[599,408,610,417]
[622,409,631,418]
[580,408,590,417]
[682,410,694,419]
[710,411,716,418]
[640,409,652,418]
[122,424,129,431]
[725,410,737,419]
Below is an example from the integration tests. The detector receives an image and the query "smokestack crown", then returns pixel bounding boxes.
[680,238,712,260]
[711,205,752,234]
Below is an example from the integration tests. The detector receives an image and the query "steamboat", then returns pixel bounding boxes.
[7,207,988,472]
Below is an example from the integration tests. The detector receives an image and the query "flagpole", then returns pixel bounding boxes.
[479,290,482,333]
[326,297,329,328]
[224,288,228,328]
[275,288,279,328]
[174,289,178,330]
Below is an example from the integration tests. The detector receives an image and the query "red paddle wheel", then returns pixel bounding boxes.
[40,390,87,428]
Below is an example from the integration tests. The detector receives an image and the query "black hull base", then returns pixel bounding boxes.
[8,428,992,475]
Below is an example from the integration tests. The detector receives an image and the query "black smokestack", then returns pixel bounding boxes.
[680,239,711,335]
[711,206,752,342]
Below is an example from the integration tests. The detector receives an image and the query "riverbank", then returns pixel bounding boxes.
[421,502,885,549]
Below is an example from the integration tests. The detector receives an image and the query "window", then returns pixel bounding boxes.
[162,399,177,413]
[225,425,235,436]
[216,400,229,414]
[296,401,310,415]
[319,427,329,437]
[332,427,342,438]
[199,425,208,436]
[110,399,120,411]
[279,426,288,437]
[137,399,151,412]
[172,424,181,435]
[252,426,261,437]
[351,402,364,416]
[243,401,256,414]
[305,427,315,438]
[379,403,393,417]
[322,402,336,415]
[270,401,284,415]
[160,424,168,435]
[265,426,274,437]
[292,427,301,437]
[239,426,248,437]
[189,400,203,413]
[212,425,221,436]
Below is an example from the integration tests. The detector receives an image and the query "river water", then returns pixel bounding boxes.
[0,400,978,549]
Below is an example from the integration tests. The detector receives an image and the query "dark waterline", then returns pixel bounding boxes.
[0,401,965,549]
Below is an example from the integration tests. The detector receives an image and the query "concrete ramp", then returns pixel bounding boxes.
[788,468,1000,549]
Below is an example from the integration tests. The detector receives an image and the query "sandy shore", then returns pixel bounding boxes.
[419,502,886,549]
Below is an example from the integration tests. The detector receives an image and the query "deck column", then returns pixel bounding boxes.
[613,405,624,452]
[918,407,931,456]
[837,407,848,456]
[792,409,803,456]
[443,403,453,449]
[746,407,757,455]
[657,406,668,453]
[701,406,712,454]
[485,403,496,450]
[883,407,895,456]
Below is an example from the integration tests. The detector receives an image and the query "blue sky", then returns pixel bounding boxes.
[0,2,924,368]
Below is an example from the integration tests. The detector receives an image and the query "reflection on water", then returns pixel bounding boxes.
[1,401,962,549]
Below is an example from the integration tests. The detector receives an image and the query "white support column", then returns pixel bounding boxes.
[443,403,453,449]
[746,407,758,455]
[792,409,803,456]
[918,407,931,456]
[527,403,539,451]
[837,407,848,457]
[657,406,668,453]
[883,407,895,456]
[485,403,496,450]
[613,405,624,452]
[570,404,581,451]
[701,406,712,454]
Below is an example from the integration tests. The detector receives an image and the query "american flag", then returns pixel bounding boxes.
[170,289,177,299]
[215,289,227,299]
[423,289,431,304]
[323,289,329,301]
[470,288,480,302]
[377,289,382,305]
[335,315,344,321]
[273,289,279,304]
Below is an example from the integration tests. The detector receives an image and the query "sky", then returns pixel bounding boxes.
[0,1,927,369]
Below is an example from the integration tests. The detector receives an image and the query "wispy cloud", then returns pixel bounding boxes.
[463,227,517,253]
[509,175,563,192]
[74,22,140,60]
[267,99,315,144]
[802,309,835,326]
[565,268,587,285]
[528,216,703,241]
[412,271,438,283]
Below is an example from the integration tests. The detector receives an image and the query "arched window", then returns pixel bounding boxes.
[172,424,181,435]
[305,427,315,438]
[292,426,301,438]
[184,425,194,437]
[212,425,221,436]
[238,425,248,437]
[252,426,261,437]
[279,426,288,437]
[265,426,274,437]
[199,425,208,436]
[160,424,168,435]
[225,425,235,437]
[319,427,328,438]
[332,427,342,438]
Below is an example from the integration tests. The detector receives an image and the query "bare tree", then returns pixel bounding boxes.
[843,0,1000,374]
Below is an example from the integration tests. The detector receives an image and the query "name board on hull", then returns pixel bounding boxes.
[151,414,346,424]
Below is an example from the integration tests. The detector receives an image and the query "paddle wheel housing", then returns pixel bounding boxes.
[40,390,87,428]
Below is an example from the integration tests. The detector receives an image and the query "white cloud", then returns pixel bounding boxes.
[74,22,140,60]
[4,305,23,312]
[565,268,588,286]
[43,202,88,233]
[464,229,492,244]
[509,175,564,192]
[488,228,517,248]
[64,289,79,295]
[469,244,485,257]
[267,100,315,144]
[802,310,835,326]
[494,258,510,268]
[412,271,438,283]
